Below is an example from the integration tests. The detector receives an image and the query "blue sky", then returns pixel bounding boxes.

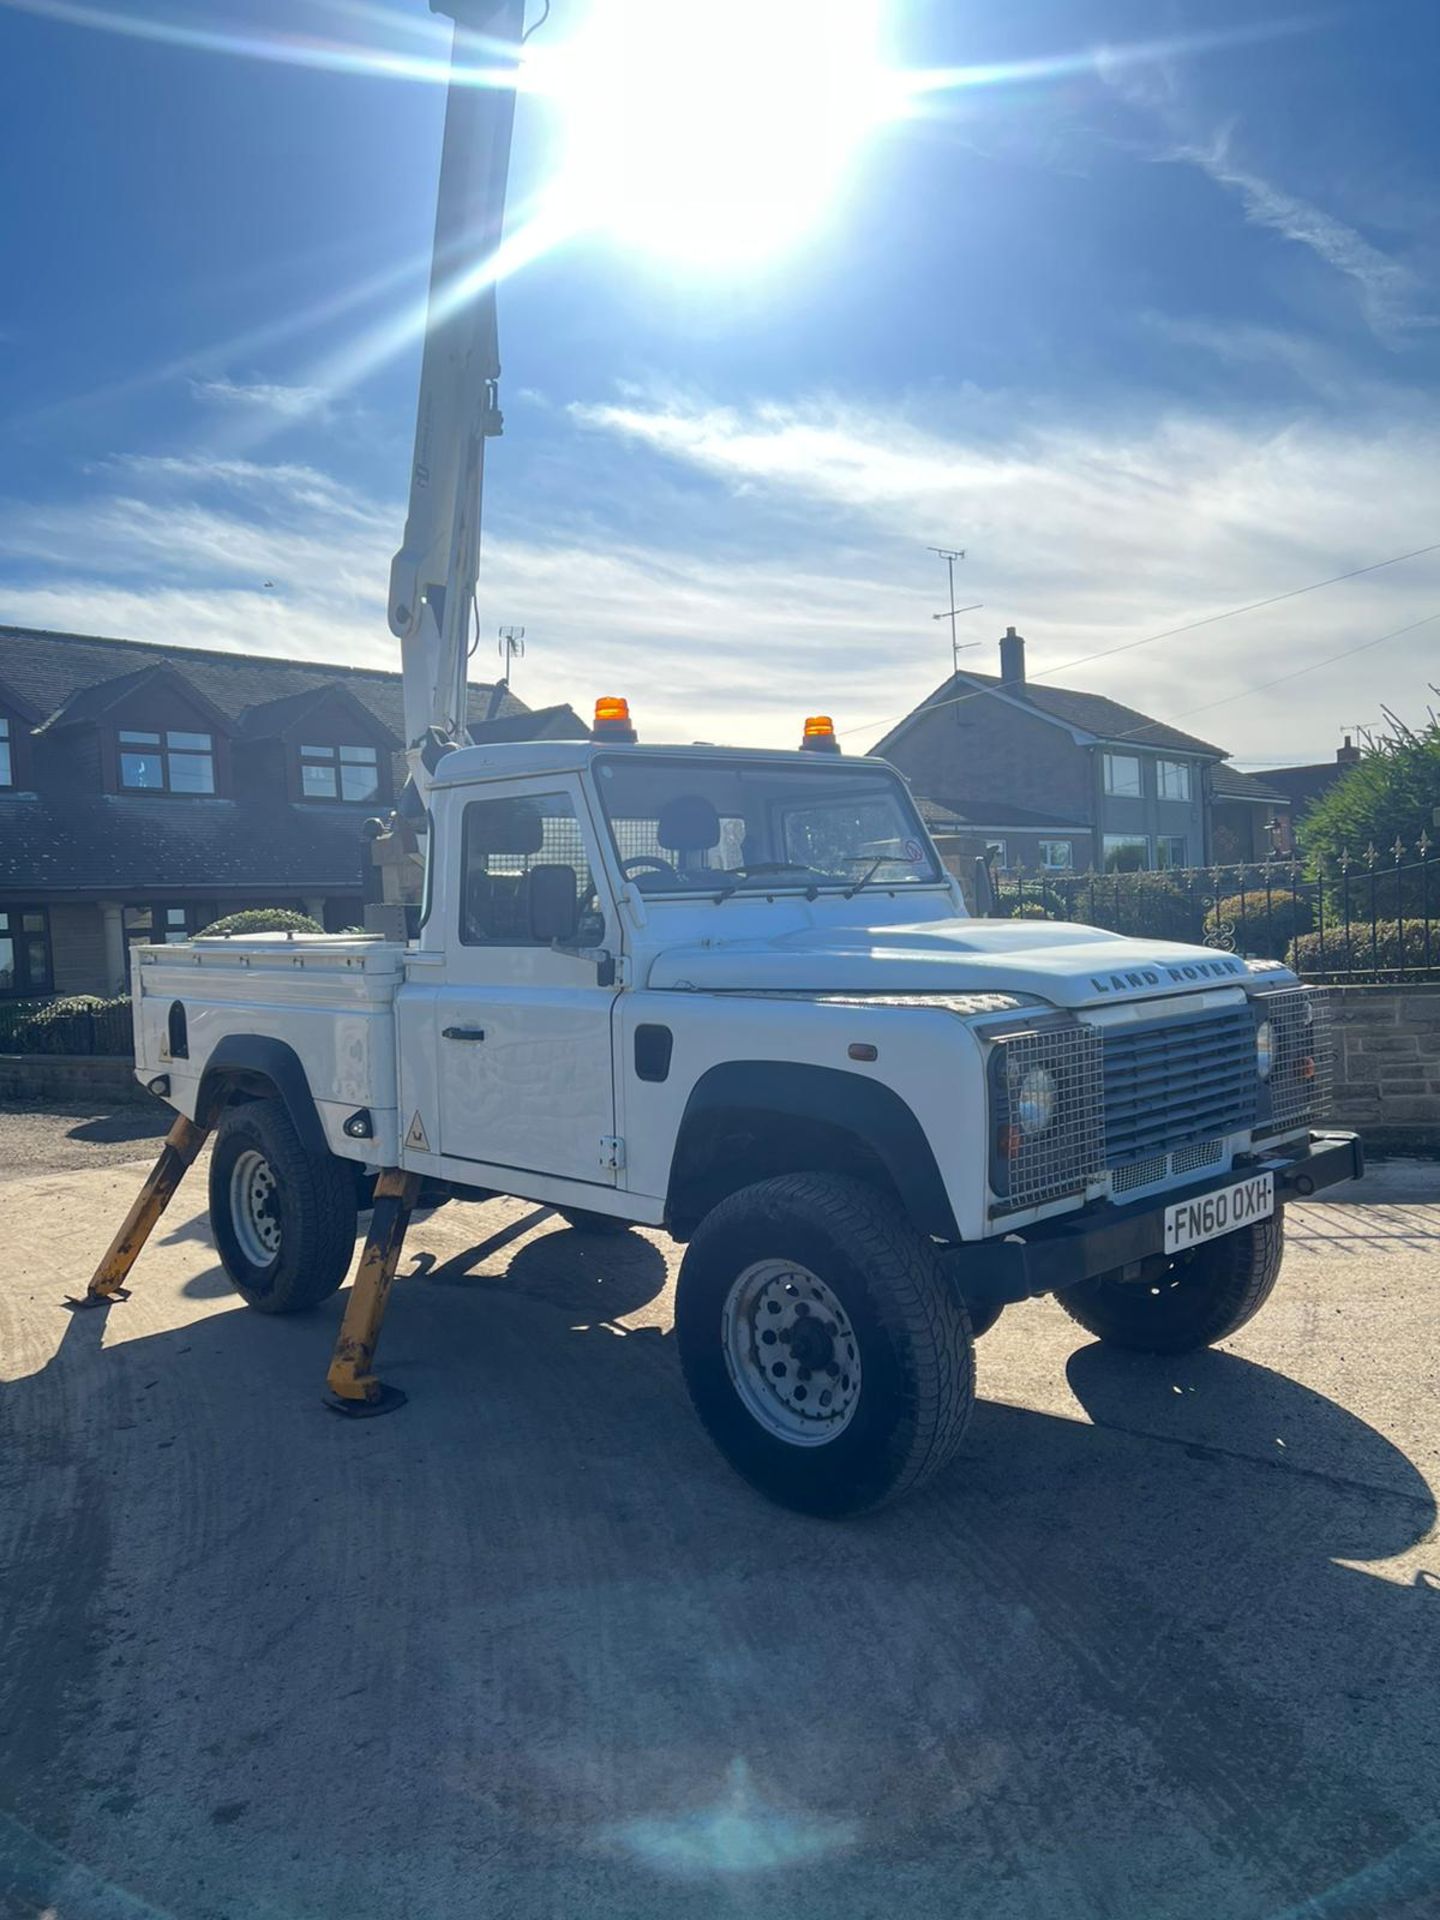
[2,0,1438,762]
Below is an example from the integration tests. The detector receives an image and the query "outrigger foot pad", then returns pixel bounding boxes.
[63,1288,130,1312]
[322,1384,408,1419]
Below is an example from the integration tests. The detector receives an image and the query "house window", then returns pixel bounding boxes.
[300,743,381,803]
[1102,753,1143,797]
[1157,759,1191,802]
[1103,834,1150,872]
[1156,836,1188,870]
[0,907,52,995]
[1038,840,1073,871]
[119,729,215,794]
[0,717,12,788]
[124,904,208,949]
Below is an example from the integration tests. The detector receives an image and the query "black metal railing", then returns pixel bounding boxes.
[989,837,1440,983]
[0,996,134,1056]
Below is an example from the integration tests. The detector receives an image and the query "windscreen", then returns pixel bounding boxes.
[593,755,943,897]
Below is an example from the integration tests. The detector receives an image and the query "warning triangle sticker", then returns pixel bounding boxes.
[405,1110,430,1152]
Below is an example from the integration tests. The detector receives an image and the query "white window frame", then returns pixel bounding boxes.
[1038,840,1073,871]
[1157,759,1191,802]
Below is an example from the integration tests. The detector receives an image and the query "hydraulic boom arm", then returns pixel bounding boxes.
[388,0,527,766]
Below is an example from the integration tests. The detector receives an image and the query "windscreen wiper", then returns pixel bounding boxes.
[841,856,891,899]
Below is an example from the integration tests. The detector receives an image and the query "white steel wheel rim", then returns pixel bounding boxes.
[720,1259,863,1447]
[230,1148,282,1267]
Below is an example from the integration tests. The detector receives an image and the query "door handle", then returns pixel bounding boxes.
[442,1026,486,1042]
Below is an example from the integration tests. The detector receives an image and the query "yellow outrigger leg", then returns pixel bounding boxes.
[322,1167,422,1418]
[69,1113,212,1308]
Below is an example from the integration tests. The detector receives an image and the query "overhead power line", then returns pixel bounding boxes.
[1113,610,1440,741]
[840,536,1440,742]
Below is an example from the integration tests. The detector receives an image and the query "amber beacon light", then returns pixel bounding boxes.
[593,696,638,743]
[799,714,841,754]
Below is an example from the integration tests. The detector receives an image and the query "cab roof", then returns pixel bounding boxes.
[429,739,890,787]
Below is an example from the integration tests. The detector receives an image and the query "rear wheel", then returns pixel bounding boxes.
[1058,1213,1285,1354]
[676,1173,975,1517]
[210,1098,357,1313]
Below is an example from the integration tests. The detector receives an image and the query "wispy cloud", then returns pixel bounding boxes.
[1171,129,1434,347]
[4,397,1439,766]
[190,376,333,421]
[1095,42,1433,350]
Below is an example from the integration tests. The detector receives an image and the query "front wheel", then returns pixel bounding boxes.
[210,1098,357,1313]
[1058,1212,1286,1354]
[675,1174,975,1517]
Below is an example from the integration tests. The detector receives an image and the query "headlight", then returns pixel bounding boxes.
[1015,1065,1056,1133]
[1255,1018,1275,1080]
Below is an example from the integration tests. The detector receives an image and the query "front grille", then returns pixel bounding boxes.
[1172,1137,1227,1176]
[1102,1007,1258,1168]
[1113,1137,1226,1198]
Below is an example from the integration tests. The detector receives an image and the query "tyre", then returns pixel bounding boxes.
[557,1207,632,1236]
[675,1173,975,1517]
[209,1097,357,1313]
[1058,1212,1285,1354]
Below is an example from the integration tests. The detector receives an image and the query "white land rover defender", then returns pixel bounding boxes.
[130,719,1360,1514]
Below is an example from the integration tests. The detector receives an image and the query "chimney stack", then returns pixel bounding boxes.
[999,626,1026,689]
[1336,734,1361,765]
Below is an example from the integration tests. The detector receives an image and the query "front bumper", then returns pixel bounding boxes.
[957,1131,1363,1305]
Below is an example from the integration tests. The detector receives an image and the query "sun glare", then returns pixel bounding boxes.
[533,0,887,269]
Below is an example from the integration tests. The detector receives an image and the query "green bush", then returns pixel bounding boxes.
[1001,900,1056,920]
[1287,919,1437,976]
[197,908,324,937]
[1203,890,1313,960]
[0,994,132,1056]
[1069,872,1206,943]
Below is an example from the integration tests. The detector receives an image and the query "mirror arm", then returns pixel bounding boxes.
[550,939,618,987]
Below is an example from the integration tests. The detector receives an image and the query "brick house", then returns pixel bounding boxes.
[0,625,586,999]
[873,628,1236,876]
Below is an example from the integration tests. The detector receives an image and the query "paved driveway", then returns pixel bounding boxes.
[2,1136,1438,1920]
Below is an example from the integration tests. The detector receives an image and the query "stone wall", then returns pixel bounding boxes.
[0,1055,150,1104]
[1329,983,1440,1154]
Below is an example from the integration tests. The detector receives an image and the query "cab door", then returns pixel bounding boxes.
[432,780,618,1186]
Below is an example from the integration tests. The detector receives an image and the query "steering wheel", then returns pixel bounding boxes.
[621,856,679,881]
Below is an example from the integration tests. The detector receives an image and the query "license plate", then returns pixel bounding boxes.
[1163,1173,1274,1254]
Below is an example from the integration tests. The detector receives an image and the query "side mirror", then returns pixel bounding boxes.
[527,864,579,944]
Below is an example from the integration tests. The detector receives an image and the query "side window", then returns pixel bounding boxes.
[459,791,602,948]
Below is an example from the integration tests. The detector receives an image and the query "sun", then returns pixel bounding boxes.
[533,0,888,270]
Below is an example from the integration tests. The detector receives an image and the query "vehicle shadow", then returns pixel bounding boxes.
[63,1107,171,1147]
[2,1261,1435,1920]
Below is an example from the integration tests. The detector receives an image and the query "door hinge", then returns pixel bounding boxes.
[600,1135,626,1171]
